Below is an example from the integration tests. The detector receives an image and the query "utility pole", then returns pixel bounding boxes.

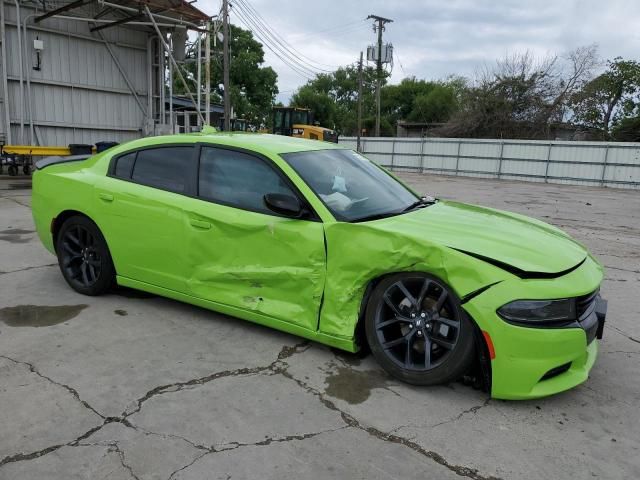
[367,14,392,137]
[222,0,231,132]
[356,51,363,152]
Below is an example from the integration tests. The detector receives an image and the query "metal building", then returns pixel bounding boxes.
[0,0,211,150]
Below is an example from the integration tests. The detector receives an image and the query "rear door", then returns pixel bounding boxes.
[94,145,196,293]
[182,145,326,331]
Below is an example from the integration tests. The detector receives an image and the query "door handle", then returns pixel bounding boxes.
[99,193,114,202]
[189,219,211,230]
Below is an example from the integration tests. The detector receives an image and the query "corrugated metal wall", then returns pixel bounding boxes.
[339,137,640,189]
[1,1,149,146]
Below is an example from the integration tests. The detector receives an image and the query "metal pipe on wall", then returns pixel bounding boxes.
[159,36,165,124]
[205,21,210,126]
[13,0,24,143]
[23,13,36,145]
[143,6,204,126]
[196,32,201,128]
[146,35,154,131]
[168,35,173,132]
[0,0,12,144]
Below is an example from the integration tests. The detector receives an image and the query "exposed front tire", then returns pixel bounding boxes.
[55,215,115,296]
[365,273,475,386]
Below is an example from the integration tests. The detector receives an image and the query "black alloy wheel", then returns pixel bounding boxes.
[365,273,475,385]
[56,216,115,295]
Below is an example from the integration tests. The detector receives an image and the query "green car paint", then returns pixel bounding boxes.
[32,132,604,400]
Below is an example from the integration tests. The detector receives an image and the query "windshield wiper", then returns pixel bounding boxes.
[351,211,401,223]
[352,197,438,223]
[402,196,437,212]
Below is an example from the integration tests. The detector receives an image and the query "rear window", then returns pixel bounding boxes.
[114,152,135,178]
[131,147,192,193]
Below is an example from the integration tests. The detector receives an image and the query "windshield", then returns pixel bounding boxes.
[281,149,419,222]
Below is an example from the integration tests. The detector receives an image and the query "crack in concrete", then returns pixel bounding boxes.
[1,340,500,480]
[429,398,492,428]
[606,325,640,344]
[70,441,141,480]
[165,427,348,480]
[2,196,31,208]
[278,370,502,480]
[122,341,310,419]
[0,263,58,276]
[0,342,310,469]
[0,355,105,419]
[605,265,640,275]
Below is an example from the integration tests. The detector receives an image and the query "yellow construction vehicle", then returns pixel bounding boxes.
[272,107,338,143]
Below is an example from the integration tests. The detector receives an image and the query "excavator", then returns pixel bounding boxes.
[272,107,338,143]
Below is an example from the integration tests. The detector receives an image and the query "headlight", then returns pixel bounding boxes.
[497,299,576,327]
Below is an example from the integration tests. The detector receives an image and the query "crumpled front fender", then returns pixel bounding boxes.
[318,221,513,342]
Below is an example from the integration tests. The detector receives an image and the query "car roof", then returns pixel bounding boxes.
[124,133,345,156]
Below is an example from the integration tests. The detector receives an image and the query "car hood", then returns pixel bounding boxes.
[372,200,588,275]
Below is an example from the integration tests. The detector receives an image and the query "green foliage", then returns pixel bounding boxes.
[611,116,640,141]
[291,70,460,135]
[571,58,640,137]
[290,65,379,134]
[177,25,278,127]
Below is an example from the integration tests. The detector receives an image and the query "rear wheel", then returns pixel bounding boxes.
[55,216,115,295]
[365,273,475,385]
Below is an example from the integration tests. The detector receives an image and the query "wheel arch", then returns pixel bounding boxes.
[353,269,492,392]
[52,210,114,263]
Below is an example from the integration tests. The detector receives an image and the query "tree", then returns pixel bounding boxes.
[290,65,381,135]
[380,77,462,127]
[177,24,278,127]
[441,46,598,139]
[571,57,640,138]
[611,116,640,141]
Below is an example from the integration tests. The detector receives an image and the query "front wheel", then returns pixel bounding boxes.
[365,273,475,386]
[55,215,115,296]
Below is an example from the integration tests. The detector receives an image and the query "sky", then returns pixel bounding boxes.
[198,0,640,104]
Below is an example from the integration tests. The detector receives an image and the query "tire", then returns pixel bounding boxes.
[8,165,17,176]
[55,215,115,296]
[23,164,31,176]
[365,272,475,386]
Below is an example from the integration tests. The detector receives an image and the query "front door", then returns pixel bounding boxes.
[182,145,326,331]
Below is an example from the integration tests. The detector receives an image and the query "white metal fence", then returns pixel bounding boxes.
[338,137,640,189]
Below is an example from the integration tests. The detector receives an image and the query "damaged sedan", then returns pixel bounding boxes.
[32,133,607,399]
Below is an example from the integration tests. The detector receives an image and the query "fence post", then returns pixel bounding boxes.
[600,144,610,186]
[544,142,552,183]
[419,136,425,173]
[496,141,505,178]
[390,138,396,171]
[454,140,461,176]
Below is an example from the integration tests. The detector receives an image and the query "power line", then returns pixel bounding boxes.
[234,0,340,72]
[231,3,317,76]
[231,5,316,80]
[233,4,334,81]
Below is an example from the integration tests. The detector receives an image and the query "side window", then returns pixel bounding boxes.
[198,147,295,214]
[114,152,136,179]
[131,147,192,193]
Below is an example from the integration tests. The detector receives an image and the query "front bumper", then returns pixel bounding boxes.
[463,255,606,400]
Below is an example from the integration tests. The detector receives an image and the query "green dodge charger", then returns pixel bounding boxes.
[32,132,607,400]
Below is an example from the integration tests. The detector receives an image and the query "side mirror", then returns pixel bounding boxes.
[264,193,304,218]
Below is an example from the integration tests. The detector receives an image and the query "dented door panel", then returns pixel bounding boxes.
[182,197,326,331]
